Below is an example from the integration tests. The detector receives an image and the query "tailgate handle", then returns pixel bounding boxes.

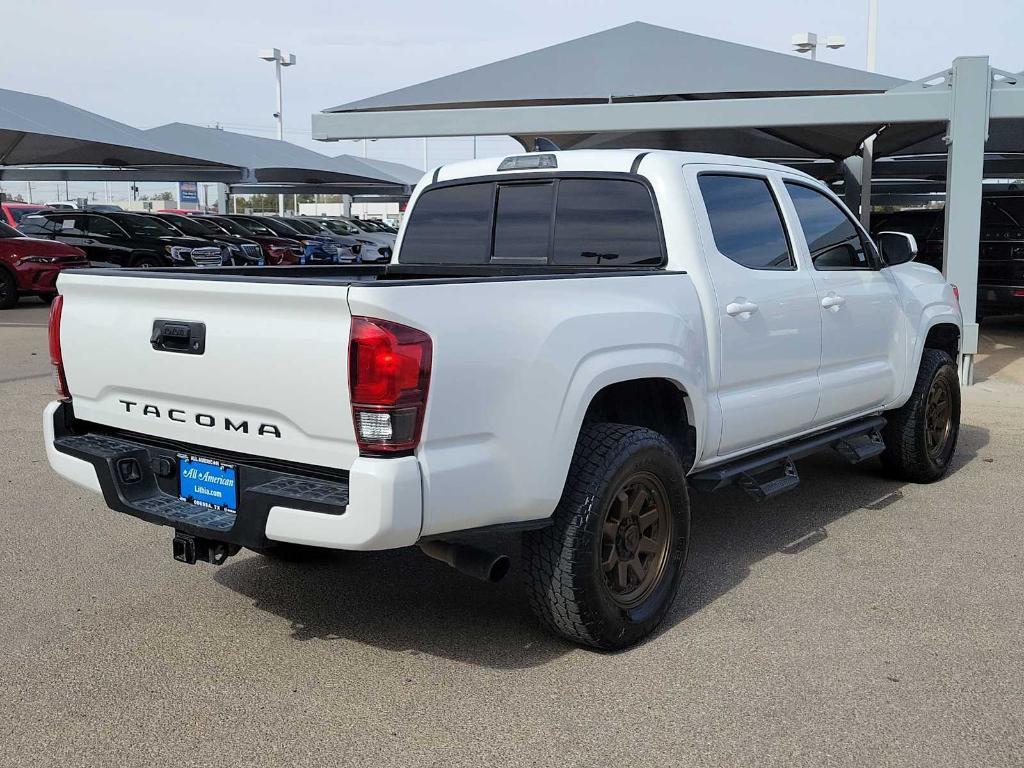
[151,320,206,355]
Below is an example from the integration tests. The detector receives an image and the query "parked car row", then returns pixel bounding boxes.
[1,206,398,308]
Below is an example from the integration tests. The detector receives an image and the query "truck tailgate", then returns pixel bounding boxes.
[57,272,359,469]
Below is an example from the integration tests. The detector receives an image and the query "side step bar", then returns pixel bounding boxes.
[690,416,886,501]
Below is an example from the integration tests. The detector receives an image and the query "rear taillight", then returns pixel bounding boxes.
[349,316,432,454]
[952,284,960,304]
[48,295,70,400]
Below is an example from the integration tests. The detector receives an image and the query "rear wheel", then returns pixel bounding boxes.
[881,349,960,482]
[522,423,690,650]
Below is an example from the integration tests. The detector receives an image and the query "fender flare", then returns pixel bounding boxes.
[549,347,708,491]
[897,309,962,406]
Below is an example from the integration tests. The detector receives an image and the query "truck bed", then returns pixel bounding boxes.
[75,263,677,285]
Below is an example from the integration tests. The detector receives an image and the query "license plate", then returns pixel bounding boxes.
[178,454,238,514]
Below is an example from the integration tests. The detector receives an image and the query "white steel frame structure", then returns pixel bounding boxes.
[314,56,1024,385]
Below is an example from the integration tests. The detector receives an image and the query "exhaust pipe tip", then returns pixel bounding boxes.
[419,540,511,583]
[482,553,511,583]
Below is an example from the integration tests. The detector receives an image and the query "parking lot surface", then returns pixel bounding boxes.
[1,299,1022,768]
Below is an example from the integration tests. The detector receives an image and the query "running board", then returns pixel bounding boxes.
[690,416,887,500]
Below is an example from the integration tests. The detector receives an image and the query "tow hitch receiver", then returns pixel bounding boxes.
[172,531,239,566]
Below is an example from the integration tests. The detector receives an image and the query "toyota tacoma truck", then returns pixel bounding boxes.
[43,150,963,649]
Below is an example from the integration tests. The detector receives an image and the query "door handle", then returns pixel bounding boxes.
[821,294,847,311]
[726,300,759,318]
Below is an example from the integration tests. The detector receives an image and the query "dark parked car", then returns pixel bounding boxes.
[873,197,1024,319]
[0,220,89,309]
[197,215,304,265]
[149,213,264,266]
[18,211,224,268]
[223,215,339,264]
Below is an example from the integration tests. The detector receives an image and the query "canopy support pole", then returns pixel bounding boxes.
[942,56,990,386]
[841,156,862,214]
[859,136,874,229]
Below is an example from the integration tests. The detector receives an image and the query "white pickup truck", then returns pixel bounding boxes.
[44,150,962,649]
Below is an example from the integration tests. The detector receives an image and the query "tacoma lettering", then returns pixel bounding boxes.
[116,401,281,438]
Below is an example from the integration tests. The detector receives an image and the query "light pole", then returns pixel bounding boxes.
[258,47,297,215]
[791,33,846,60]
[866,0,879,72]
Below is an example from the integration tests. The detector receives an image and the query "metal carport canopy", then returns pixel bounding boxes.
[311,24,1024,385]
[1,120,422,189]
[0,87,240,174]
[142,123,420,187]
[313,21,906,160]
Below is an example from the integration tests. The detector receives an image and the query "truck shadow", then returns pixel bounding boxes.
[214,423,988,668]
[655,421,989,640]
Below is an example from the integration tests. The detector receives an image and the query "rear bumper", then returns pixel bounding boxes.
[43,401,422,550]
[978,284,1024,314]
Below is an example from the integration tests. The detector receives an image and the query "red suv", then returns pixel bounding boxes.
[1,202,52,227]
[0,221,90,309]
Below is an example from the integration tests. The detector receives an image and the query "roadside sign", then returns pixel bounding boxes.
[178,181,199,204]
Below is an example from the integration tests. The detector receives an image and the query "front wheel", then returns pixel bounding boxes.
[130,253,163,269]
[522,423,690,650]
[881,349,961,482]
[0,270,17,309]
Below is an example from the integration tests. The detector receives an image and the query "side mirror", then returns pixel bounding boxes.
[878,231,918,266]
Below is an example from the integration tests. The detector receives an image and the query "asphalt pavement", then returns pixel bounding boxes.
[1,298,1021,767]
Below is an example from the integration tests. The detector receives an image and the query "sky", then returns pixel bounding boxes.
[2,0,1022,203]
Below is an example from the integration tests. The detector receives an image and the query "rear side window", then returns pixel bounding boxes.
[400,177,663,267]
[785,182,873,270]
[400,182,493,264]
[18,215,60,236]
[84,216,124,238]
[552,180,663,266]
[698,174,794,270]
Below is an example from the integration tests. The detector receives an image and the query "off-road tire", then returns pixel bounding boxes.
[881,349,960,482]
[522,423,690,650]
[0,269,17,309]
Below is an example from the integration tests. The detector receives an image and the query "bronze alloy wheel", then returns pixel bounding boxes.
[599,471,672,608]
[924,376,953,458]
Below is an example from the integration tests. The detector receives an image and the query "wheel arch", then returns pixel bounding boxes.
[923,322,961,361]
[894,310,962,408]
[129,250,164,267]
[578,375,699,473]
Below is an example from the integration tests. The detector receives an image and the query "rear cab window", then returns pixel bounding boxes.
[697,173,794,270]
[399,176,664,267]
